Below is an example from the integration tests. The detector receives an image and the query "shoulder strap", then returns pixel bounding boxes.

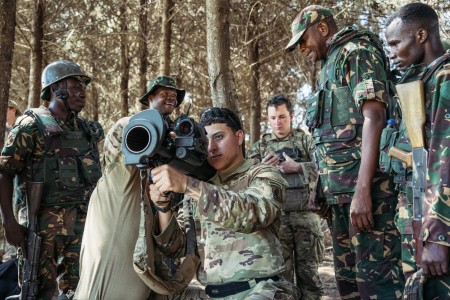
[421,52,450,83]
[25,108,64,138]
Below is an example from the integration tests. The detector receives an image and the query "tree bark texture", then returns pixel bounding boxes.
[159,0,172,76]
[139,0,149,111]
[28,0,44,109]
[248,39,261,145]
[0,0,17,149]
[87,1,99,121]
[120,1,130,117]
[206,0,238,111]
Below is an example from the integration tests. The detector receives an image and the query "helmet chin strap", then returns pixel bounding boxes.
[52,80,73,114]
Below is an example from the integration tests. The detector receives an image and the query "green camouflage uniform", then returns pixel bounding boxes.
[247,129,324,300]
[155,159,301,299]
[306,27,404,299]
[381,54,450,298]
[0,126,16,263]
[0,106,103,298]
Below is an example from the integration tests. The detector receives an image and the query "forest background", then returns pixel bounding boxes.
[1,0,449,150]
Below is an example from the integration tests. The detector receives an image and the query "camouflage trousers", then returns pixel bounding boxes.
[328,197,405,299]
[279,210,324,300]
[395,192,450,299]
[19,218,85,299]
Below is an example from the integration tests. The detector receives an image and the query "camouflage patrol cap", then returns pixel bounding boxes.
[285,5,333,52]
[139,75,185,107]
[8,100,22,116]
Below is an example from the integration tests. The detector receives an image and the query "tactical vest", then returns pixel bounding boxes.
[25,108,102,206]
[258,132,310,211]
[306,29,389,200]
[307,43,367,143]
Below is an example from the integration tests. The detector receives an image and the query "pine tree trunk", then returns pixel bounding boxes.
[0,0,17,149]
[159,0,172,76]
[139,0,149,111]
[120,1,130,117]
[205,0,238,111]
[248,39,261,145]
[27,0,44,108]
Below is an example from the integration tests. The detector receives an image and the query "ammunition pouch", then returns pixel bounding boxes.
[309,86,364,144]
[379,125,399,174]
[378,122,413,184]
[306,90,323,131]
[282,172,309,212]
[319,148,361,196]
[284,188,308,212]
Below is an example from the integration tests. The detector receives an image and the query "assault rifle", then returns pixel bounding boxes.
[6,181,43,300]
[388,80,427,264]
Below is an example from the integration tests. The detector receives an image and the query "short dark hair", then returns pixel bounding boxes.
[199,107,242,132]
[387,3,439,35]
[266,95,294,114]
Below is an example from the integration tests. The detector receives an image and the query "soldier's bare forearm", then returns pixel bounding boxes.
[357,101,385,191]
[0,171,15,223]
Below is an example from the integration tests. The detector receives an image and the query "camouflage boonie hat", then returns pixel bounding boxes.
[285,5,333,52]
[8,100,22,116]
[139,75,185,107]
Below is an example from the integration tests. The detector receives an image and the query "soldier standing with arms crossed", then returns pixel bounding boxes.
[384,2,450,298]
[0,60,103,299]
[285,5,404,299]
[247,95,324,300]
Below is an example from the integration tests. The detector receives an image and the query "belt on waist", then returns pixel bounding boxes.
[205,275,280,298]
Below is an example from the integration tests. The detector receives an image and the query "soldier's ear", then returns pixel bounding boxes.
[236,130,244,146]
[417,28,428,44]
[317,21,329,37]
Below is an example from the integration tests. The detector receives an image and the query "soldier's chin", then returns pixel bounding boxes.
[71,105,84,113]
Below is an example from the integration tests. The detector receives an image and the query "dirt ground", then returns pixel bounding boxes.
[319,247,340,299]
[317,224,340,299]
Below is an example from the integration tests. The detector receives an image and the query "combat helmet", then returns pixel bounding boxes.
[40,60,91,100]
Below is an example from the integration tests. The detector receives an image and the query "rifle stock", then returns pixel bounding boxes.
[395,81,426,149]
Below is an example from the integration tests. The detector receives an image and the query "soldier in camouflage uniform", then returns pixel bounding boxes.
[286,5,404,299]
[384,3,450,298]
[247,95,324,300]
[75,75,193,299]
[0,100,22,263]
[0,60,103,299]
[150,107,301,299]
